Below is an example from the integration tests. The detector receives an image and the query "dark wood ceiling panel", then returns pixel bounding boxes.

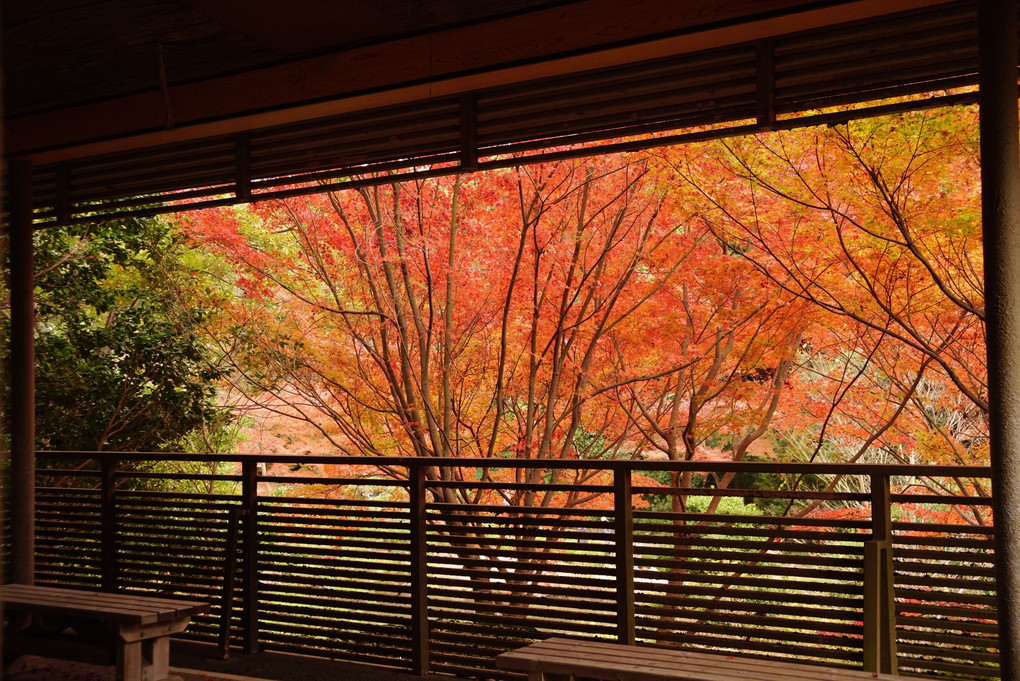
[5,0,948,161]
[2,0,582,118]
[3,0,279,117]
[21,0,1000,227]
[183,0,582,55]
[774,1,980,111]
[474,46,758,150]
[8,0,1012,226]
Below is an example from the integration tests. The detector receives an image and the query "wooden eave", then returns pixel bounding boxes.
[7,0,957,161]
[2,0,1004,224]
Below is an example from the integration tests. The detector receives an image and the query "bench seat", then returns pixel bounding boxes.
[496,637,923,681]
[2,583,208,681]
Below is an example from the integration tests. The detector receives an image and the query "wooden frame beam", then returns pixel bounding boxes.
[7,0,954,165]
[979,0,1020,677]
[8,159,36,586]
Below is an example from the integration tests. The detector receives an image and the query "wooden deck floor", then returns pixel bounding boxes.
[6,643,461,681]
[5,655,245,681]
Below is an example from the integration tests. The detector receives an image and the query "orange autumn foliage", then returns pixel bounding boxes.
[186,154,805,509]
[185,106,989,514]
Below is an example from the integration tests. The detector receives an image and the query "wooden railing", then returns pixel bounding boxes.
[24,453,998,680]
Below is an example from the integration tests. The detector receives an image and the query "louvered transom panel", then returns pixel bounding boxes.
[22,1,996,226]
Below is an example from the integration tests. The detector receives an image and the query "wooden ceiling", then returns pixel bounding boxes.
[0,0,1007,222]
[4,0,573,119]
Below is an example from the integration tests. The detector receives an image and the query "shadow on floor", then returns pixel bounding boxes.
[170,641,466,681]
[5,642,466,681]
[5,653,230,681]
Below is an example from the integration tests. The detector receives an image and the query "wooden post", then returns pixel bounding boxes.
[56,163,72,225]
[241,459,260,653]
[235,134,252,203]
[979,1,1020,678]
[409,463,430,675]
[614,468,636,645]
[8,158,35,586]
[101,456,119,592]
[862,474,897,674]
[219,505,242,659]
[755,40,776,131]
[460,94,479,171]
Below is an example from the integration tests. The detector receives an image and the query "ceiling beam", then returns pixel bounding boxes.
[7,0,956,164]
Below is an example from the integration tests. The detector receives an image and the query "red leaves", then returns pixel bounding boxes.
[183,106,988,484]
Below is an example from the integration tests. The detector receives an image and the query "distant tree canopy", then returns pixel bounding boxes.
[184,104,986,479]
[24,217,225,452]
[682,105,986,469]
[0,105,981,511]
[185,157,804,481]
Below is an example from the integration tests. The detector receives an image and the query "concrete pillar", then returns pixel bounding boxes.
[979,1,1020,677]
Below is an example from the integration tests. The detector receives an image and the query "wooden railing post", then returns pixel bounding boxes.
[409,463,430,675]
[614,468,636,645]
[9,158,36,587]
[863,474,898,674]
[241,459,260,654]
[980,2,1020,676]
[218,505,242,659]
[101,455,119,592]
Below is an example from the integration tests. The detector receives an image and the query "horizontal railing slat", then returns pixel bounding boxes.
[23,452,1000,681]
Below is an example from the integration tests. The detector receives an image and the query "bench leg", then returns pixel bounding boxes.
[149,636,170,680]
[116,636,170,681]
[117,640,142,681]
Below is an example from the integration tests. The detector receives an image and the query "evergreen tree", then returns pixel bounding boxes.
[9,217,225,452]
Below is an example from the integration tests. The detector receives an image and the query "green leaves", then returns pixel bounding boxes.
[26,217,226,452]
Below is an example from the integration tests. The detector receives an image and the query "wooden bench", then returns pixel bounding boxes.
[496,637,921,681]
[2,583,209,681]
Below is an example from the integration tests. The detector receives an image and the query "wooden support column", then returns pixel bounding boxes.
[8,159,35,586]
[862,474,897,674]
[613,468,635,645]
[755,40,776,131]
[979,2,1020,678]
[409,463,430,675]
[460,94,479,172]
[235,134,251,204]
[101,456,119,592]
[241,459,260,653]
[56,164,72,225]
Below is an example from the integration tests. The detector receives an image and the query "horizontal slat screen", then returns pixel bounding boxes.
[257,492,414,666]
[632,505,869,667]
[7,454,999,680]
[113,490,240,644]
[427,500,618,679]
[892,519,998,679]
[35,488,103,588]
